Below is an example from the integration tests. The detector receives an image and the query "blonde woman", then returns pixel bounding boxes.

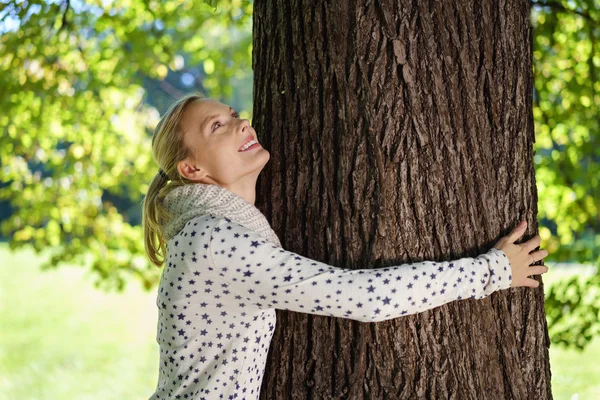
[143,93,549,400]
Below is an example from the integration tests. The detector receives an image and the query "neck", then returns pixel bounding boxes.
[220,174,257,205]
[162,177,281,246]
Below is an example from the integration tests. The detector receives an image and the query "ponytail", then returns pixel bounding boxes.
[142,171,171,267]
[142,92,206,267]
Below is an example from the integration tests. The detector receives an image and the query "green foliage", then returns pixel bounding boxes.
[530,0,600,348]
[202,0,221,9]
[0,0,253,290]
[545,269,600,349]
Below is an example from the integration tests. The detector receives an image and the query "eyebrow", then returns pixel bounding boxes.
[202,107,237,130]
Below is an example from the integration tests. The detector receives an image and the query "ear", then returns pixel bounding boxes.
[177,160,209,182]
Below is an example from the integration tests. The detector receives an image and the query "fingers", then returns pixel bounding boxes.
[523,278,540,288]
[523,234,542,253]
[506,219,527,244]
[528,265,549,275]
[529,249,549,264]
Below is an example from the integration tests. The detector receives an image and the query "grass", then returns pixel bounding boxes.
[0,243,598,399]
[0,243,159,400]
[543,262,600,400]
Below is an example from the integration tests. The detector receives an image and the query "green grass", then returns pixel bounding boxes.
[551,340,600,400]
[0,243,159,400]
[0,243,598,399]
[542,263,600,400]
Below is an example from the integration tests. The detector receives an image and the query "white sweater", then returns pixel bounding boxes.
[148,184,512,400]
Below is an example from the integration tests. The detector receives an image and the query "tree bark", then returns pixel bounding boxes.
[252,0,551,399]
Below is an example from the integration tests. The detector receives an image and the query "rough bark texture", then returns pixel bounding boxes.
[252,0,552,399]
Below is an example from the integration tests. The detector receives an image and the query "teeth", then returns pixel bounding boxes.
[240,139,257,151]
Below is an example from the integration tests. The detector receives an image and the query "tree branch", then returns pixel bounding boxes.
[58,0,71,32]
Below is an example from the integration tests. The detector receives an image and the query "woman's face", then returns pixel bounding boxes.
[177,98,270,185]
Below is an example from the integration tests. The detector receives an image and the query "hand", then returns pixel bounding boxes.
[493,219,549,288]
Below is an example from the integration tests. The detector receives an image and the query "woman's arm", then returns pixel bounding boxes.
[208,218,512,323]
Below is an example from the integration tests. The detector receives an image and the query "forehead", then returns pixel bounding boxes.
[181,99,229,130]
[186,99,228,119]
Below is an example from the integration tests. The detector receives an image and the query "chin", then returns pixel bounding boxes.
[251,147,269,162]
[251,150,270,174]
[261,148,271,160]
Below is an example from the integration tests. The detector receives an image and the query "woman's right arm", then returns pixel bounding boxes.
[208,217,514,323]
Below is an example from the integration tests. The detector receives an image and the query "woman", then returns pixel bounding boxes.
[143,93,549,400]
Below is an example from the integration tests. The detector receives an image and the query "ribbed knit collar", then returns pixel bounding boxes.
[162,183,281,247]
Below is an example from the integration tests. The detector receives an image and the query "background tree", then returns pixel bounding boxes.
[252,0,551,398]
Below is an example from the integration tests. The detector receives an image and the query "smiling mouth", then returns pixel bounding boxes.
[238,139,260,152]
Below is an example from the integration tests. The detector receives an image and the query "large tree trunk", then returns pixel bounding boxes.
[252,0,551,398]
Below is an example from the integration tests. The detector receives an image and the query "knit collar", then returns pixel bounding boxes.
[161,183,281,247]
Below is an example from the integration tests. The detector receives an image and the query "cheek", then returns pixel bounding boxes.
[185,135,206,160]
[215,147,242,174]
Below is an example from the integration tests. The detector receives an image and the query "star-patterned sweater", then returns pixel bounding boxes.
[148,184,513,400]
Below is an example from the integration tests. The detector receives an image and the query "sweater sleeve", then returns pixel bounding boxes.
[208,218,512,323]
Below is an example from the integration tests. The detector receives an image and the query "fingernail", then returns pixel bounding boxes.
[520,220,526,227]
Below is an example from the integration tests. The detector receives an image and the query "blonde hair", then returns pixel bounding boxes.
[142,92,206,267]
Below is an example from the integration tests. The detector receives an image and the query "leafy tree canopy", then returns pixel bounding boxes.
[0,0,253,290]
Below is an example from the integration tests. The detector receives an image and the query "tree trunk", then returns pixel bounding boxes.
[252,0,552,399]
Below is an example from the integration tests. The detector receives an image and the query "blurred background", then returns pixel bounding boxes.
[0,0,598,399]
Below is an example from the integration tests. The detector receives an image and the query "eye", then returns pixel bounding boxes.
[211,112,239,132]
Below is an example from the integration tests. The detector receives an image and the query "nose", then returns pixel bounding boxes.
[239,118,251,133]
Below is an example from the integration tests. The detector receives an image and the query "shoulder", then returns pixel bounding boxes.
[173,215,268,245]
[209,218,279,255]
[168,214,220,244]
[210,217,267,241]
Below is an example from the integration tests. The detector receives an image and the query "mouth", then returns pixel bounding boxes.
[238,135,261,152]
